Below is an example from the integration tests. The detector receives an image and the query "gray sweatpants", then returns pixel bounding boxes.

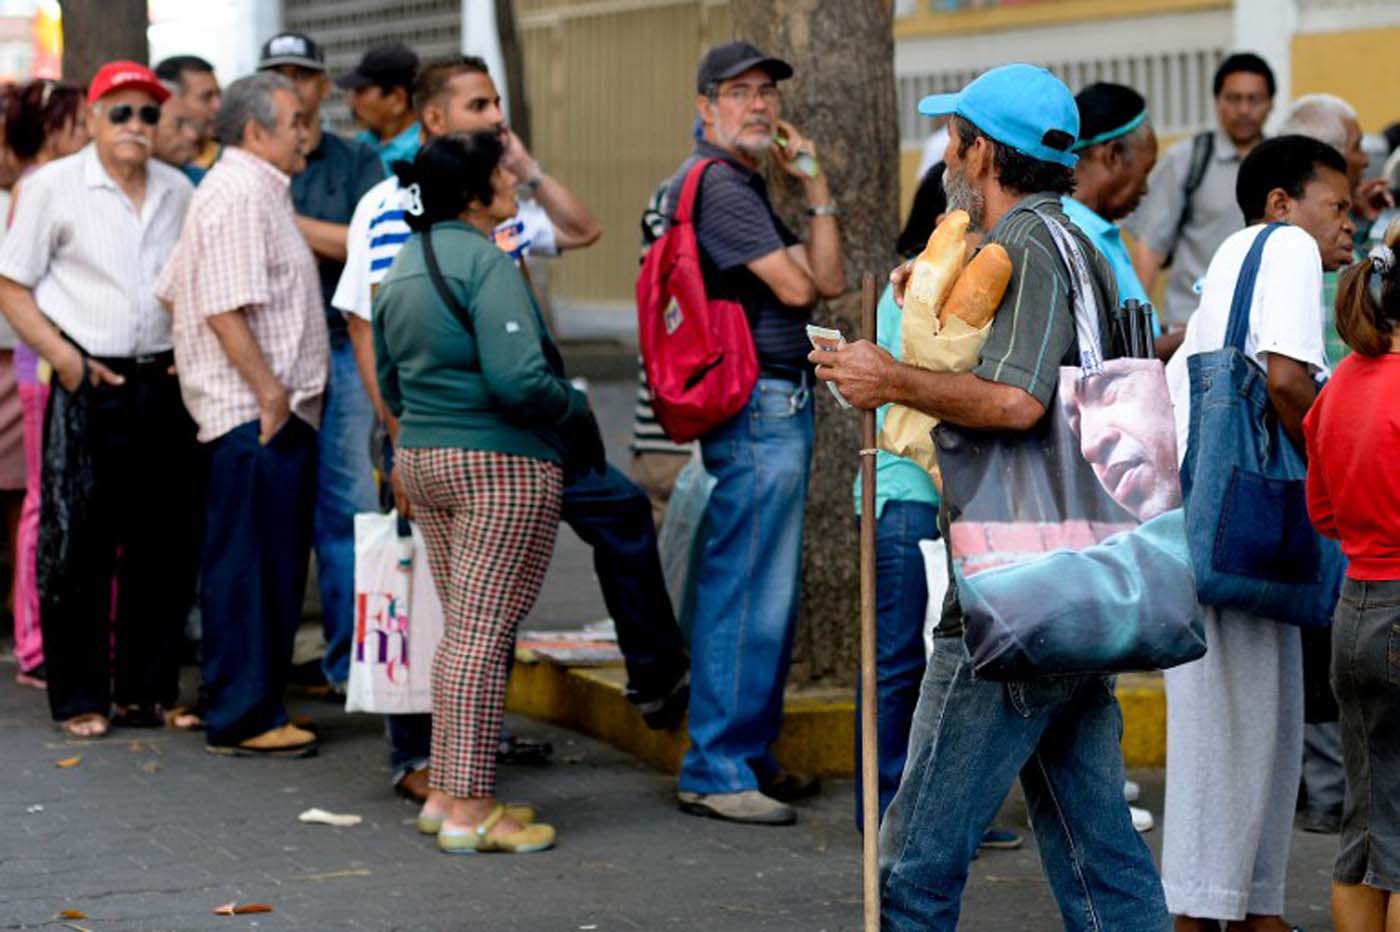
[1162,607,1303,920]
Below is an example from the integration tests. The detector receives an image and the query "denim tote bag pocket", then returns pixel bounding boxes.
[1212,468,1320,582]
[939,209,1206,681]
[1180,224,1342,628]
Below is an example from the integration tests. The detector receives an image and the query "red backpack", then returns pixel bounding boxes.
[635,158,758,444]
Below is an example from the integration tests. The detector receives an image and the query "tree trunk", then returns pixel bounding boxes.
[730,0,901,685]
[494,0,533,150]
[60,0,147,88]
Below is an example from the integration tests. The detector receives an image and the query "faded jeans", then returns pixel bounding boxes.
[679,375,813,794]
[880,635,1168,931]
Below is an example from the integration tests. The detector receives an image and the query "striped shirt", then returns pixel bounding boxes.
[155,147,328,443]
[332,176,559,322]
[973,194,1118,407]
[0,144,192,357]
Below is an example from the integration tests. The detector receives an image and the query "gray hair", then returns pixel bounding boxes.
[1278,93,1358,154]
[215,72,294,147]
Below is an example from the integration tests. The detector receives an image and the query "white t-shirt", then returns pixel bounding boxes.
[1165,223,1330,463]
[331,176,559,322]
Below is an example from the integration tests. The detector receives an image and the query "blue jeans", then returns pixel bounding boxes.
[201,419,317,746]
[315,333,378,686]
[856,501,938,829]
[679,376,813,794]
[880,636,1168,932]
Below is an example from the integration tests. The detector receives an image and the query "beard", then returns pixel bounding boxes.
[714,118,773,160]
[943,164,986,231]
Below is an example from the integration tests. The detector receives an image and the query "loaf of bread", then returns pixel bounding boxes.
[938,243,1012,330]
[903,210,969,325]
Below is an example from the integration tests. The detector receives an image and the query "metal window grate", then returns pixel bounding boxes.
[898,47,1226,144]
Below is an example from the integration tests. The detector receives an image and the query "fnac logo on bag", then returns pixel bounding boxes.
[355,592,411,683]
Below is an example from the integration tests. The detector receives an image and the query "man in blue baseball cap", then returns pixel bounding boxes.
[811,64,1169,930]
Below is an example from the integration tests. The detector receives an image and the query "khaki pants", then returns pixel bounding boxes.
[629,450,690,531]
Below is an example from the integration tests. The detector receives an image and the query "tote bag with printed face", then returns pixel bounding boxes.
[937,210,1206,680]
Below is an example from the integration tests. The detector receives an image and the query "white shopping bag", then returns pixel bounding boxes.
[346,511,445,714]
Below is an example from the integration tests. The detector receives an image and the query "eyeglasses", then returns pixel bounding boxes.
[1219,92,1269,109]
[106,103,161,126]
[715,83,781,106]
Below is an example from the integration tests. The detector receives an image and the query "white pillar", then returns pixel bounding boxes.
[230,0,282,77]
[1232,0,1297,120]
[462,0,509,123]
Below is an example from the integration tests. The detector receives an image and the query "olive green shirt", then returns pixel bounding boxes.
[372,221,587,462]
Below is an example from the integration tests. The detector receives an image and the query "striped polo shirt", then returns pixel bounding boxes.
[332,175,559,322]
[972,193,1118,407]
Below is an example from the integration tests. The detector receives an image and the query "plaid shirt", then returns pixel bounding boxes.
[157,147,328,443]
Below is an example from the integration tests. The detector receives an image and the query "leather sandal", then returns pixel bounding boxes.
[60,713,110,739]
[416,802,537,836]
[436,804,556,854]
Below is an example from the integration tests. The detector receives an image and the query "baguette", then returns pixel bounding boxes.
[903,210,969,326]
[939,243,1012,330]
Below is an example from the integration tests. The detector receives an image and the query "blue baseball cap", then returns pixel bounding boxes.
[918,64,1079,168]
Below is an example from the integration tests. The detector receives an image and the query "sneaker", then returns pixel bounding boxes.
[1123,780,1141,803]
[1130,805,1154,833]
[677,790,796,825]
[634,672,690,731]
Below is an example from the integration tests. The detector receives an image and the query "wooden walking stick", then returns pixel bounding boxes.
[858,271,880,931]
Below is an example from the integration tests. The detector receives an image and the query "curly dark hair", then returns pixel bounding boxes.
[953,115,1075,198]
[391,130,504,231]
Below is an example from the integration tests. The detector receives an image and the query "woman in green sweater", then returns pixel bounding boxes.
[373,132,588,854]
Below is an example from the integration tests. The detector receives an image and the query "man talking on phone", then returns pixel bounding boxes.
[666,41,845,825]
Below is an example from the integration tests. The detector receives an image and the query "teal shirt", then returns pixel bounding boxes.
[359,121,422,174]
[1061,196,1160,337]
[852,283,941,518]
[372,222,588,463]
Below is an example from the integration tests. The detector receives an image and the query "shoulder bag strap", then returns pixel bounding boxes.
[1222,223,1284,353]
[1031,207,1106,376]
[421,226,473,338]
[1165,131,1215,265]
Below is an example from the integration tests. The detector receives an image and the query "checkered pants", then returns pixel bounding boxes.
[396,448,562,799]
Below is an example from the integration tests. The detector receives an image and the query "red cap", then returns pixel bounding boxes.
[87,61,170,105]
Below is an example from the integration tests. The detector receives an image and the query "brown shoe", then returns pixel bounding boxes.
[206,724,318,758]
[396,767,431,802]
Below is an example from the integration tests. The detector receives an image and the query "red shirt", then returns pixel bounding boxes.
[1304,352,1400,580]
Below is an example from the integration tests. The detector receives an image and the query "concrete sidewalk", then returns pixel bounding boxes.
[0,662,1342,930]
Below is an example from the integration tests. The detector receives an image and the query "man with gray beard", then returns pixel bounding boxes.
[812,65,1167,929]
[663,40,845,826]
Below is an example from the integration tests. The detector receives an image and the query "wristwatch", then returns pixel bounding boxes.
[805,203,840,218]
[520,170,545,196]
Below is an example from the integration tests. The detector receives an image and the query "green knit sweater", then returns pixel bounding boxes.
[372,222,587,463]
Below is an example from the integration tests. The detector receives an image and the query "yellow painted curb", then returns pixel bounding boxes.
[506,655,1167,774]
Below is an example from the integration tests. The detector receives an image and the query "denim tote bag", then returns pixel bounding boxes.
[1179,223,1343,629]
[936,209,1206,680]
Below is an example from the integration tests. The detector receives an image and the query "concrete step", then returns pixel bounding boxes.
[506,656,1167,776]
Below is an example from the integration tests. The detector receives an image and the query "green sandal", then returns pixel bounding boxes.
[436,804,556,854]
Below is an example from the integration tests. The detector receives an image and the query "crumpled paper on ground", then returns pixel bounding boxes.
[297,808,362,827]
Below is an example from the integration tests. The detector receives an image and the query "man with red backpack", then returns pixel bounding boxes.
[653,41,844,825]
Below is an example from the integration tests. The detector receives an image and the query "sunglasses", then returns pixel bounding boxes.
[106,103,161,127]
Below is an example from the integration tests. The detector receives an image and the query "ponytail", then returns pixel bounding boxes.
[391,130,504,233]
[1335,218,1400,357]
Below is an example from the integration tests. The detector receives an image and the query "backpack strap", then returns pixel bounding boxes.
[1165,131,1215,265]
[1029,207,1106,376]
[671,157,724,226]
[1223,223,1285,354]
[421,226,472,337]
